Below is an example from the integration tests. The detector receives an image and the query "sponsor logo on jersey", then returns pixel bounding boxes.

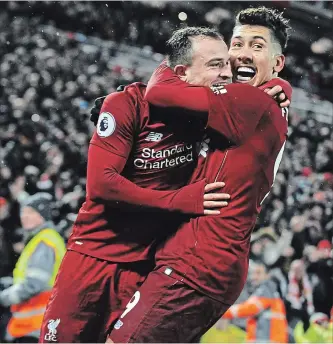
[134,144,193,169]
[97,112,116,138]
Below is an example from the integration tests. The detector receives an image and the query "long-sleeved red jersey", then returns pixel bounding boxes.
[146,65,291,305]
[67,82,207,262]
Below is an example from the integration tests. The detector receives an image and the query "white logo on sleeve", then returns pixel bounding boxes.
[44,318,60,342]
[97,112,116,137]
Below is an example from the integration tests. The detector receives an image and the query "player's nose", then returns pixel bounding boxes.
[236,48,253,64]
[219,64,233,81]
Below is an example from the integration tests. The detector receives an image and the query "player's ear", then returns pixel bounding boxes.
[273,54,285,74]
[174,65,187,81]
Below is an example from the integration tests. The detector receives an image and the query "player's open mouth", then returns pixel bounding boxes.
[235,66,256,82]
[212,82,228,87]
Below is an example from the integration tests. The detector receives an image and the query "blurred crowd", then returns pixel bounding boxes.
[0,1,332,343]
[3,1,333,102]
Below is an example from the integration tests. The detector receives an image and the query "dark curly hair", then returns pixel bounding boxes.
[166,27,224,68]
[235,7,291,51]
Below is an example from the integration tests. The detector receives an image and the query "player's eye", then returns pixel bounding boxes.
[253,43,263,50]
[210,62,223,68]
[232,42,242,48]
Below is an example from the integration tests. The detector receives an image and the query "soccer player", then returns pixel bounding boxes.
[40,15,288,344]
[39,28,242,344]
[108,7,292,343]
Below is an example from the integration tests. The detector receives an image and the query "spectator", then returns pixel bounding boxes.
[286,260,314,330]
[0,193,66,343]
[222,261,288,343]
[307,240,333,316]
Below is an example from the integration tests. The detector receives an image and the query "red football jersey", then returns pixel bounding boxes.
[67,83,206,263]
[146,65,291,304]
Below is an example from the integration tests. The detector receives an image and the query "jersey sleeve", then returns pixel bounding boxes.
[87,144,206,215]
[145,63,273,146]
[205,84,272,146]
[90,92,136,158]
[145,63,209,112]
[261,77,293,100]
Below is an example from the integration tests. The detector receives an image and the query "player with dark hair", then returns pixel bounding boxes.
[108,6,292,343]
[235,6,290,50]
[40,16,289,344]
[232,6,290,87]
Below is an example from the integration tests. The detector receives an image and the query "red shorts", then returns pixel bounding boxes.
[39,250,152,343]
[109,266,230,343]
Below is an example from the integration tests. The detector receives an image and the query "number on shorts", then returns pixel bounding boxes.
[120,291,140,319]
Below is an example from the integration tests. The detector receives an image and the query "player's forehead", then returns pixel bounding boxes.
[231,25,272,44]
[190,36,229,63]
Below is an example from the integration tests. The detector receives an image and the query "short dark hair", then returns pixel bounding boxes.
[166,27,223,68]
[235,7,291,51]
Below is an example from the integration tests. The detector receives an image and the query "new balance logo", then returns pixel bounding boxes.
[145,132,163,142]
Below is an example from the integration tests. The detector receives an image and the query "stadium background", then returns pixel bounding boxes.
[0,1,332,342]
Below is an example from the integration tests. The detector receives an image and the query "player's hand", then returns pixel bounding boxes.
[203,182,230,215]
[264,85,290,108]
[90,96,106,126]
[89,86,126,126]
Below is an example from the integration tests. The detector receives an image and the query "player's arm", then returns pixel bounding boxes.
[145,64,289,146]
[223,295,272,319]
[88,92,226,216]
[145,63,210,112]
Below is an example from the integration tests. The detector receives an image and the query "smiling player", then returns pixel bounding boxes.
[108,7,292,343]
